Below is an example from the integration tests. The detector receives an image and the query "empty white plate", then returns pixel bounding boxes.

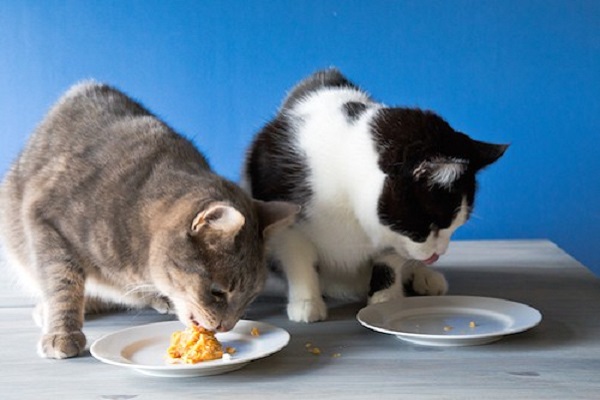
[90,320,290,377]
[357,296,542,346]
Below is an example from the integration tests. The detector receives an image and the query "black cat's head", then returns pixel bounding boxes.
[372,108,508,263]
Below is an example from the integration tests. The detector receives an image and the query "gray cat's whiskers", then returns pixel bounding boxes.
[123,284,159,298]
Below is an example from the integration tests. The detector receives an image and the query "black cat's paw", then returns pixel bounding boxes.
[409,266,448,296]
[38,331,86,359]
[368,262,405,304]
[287,298,327,322]
[368,288,402,305]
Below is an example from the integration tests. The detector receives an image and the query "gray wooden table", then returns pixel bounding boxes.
[0,240,598,399]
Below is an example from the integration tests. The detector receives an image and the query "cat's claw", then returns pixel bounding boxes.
[287,298,327,322]
[410,267,448,295]
[38,331,86,359]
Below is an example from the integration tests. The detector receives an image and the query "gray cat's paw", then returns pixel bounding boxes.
[150,296,173,314]
[38,331,86,359]
[410,267,448,296]
[287,298,327,322]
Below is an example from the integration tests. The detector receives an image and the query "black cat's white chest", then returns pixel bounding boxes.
[297,203,377,271]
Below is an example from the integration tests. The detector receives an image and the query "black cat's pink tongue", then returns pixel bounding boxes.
[423,253,440,265]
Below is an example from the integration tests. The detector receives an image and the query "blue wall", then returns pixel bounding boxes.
[1,1,598,275]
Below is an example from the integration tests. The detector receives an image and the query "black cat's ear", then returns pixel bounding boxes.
[413,157,469,189]
[471,140,509,170]
[253,200,301,238]
[191,203,245,238]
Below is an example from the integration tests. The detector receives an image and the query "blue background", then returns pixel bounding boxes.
[1,1,598,275]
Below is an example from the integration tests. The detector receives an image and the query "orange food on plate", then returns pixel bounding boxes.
[167,325,224,364]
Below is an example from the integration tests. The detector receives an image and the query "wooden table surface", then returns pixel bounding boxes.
[0,240,599,399]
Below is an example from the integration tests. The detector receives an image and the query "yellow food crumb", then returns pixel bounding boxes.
[305,341,325,356]
[166,325,225,364]
[443,325,453,332]
[332,353,342,358]
[225,346,236,354]
[250,327,260,337]
[469,321,477,328]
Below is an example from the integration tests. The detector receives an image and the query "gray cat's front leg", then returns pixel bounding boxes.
[269,228,326,322]
[38,271,86,359]
[368,252,447,304]
[30,227,86,359]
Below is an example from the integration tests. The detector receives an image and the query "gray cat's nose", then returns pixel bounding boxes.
[216,321,235,332]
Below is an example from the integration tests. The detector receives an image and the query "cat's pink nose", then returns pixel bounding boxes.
[216,322,234,332]
[423,253,440,265]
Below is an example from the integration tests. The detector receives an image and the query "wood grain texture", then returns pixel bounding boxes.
[0,240,598,399]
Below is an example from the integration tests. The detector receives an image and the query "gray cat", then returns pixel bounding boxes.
[0,82,297,359]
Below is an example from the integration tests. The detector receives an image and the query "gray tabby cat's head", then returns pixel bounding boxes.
[148,187,298,332]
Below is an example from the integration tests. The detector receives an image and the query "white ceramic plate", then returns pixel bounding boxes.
[357,296,542,347]
[90,320,290,377]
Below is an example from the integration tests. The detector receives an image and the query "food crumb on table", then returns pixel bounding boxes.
[305,342,321,355]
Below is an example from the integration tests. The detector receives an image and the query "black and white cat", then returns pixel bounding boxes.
[242,69,508,323]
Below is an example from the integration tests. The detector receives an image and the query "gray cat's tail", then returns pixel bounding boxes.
[280,68,361,111]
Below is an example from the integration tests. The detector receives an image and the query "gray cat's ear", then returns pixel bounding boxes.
[191,203,245,238]
[413,157,469,189]
[253,200,301,238]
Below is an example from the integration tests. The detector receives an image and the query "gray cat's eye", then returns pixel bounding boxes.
[210,285,227,299]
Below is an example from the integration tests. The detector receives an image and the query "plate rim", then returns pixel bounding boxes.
[90,319,290,373]
[356,295,542,342]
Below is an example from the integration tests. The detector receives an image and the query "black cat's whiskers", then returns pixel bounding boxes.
[467,211,483,220]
